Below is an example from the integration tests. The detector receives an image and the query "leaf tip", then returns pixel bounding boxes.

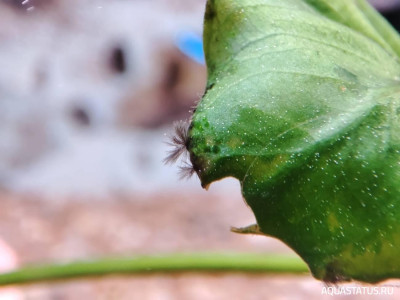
[164,120,197,180]
[164,121,190,165]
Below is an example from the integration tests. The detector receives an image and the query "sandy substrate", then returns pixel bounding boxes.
[0,190,399,299]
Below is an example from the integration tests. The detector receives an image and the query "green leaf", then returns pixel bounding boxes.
[187,0,400,283]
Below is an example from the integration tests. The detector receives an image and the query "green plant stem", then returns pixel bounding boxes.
[0,253,309,286]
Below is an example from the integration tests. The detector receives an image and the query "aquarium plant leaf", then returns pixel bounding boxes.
[184,0,400,283]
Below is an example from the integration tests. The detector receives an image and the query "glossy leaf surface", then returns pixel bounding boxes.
[188,0,400,282]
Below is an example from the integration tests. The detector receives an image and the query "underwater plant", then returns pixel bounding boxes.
[168,0,400,283]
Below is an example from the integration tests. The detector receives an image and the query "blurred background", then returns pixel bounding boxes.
[0,0,399,299]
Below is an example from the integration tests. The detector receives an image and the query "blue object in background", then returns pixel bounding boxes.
[175,31,205,65]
